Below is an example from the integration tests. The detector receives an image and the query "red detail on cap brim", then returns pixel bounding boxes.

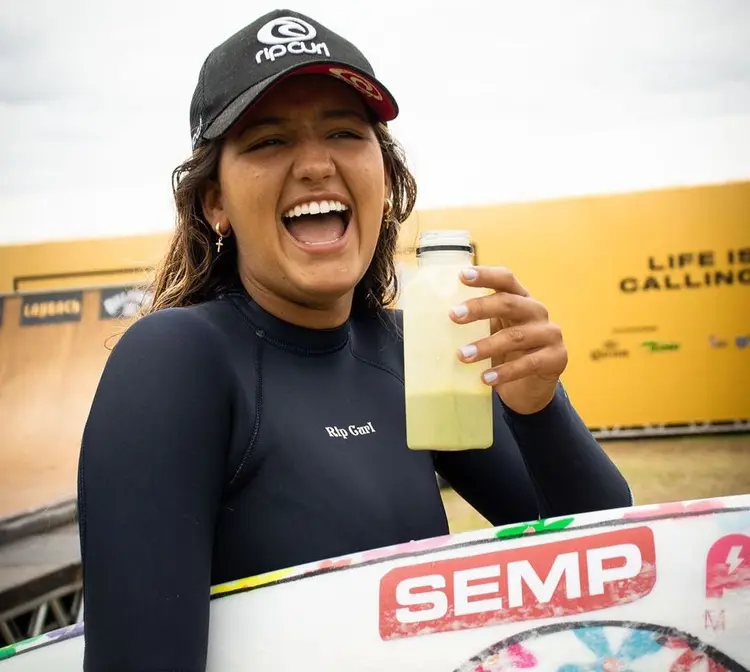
[265,63,398,123]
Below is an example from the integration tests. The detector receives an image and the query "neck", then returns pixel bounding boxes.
[239,273,354,330]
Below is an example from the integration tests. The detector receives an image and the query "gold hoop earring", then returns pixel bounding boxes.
[215,222,229,253]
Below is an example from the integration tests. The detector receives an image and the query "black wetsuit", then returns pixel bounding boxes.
[77,287,632,671]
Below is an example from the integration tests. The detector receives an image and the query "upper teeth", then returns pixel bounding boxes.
[283,200,349,219]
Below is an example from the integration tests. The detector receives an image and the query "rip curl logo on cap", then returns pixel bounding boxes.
[329,68,383,101]
[255,16,328,63]
[257,17,317,45]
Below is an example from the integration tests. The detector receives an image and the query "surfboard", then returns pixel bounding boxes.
[2,494,750,671]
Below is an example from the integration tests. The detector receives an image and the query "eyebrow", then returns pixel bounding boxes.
[241,116,285,132]
[320,108,369,123]
[239,108,369,134]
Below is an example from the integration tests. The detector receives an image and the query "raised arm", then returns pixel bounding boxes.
[78,308,234,672]
[434,264,633,526]
[434,385,632,527]
[501,383,632,515]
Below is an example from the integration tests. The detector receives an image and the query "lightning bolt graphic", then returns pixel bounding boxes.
[725,545,745,574]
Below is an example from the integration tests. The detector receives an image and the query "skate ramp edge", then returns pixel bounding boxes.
[0,501,78,547]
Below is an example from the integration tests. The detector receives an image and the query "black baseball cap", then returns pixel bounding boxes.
[189,9,399,150]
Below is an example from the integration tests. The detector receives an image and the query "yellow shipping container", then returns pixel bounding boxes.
[396,180,750,430]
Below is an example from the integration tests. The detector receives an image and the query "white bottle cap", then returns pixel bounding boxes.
[416,230,473,256]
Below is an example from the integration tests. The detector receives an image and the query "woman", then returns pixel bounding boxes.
[77,8,632,671]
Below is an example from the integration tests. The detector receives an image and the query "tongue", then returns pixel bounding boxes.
[286,213,345,245]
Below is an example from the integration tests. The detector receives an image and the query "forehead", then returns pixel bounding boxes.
[237,75,370,126]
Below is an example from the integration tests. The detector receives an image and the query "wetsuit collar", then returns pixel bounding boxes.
[225,288,350,353]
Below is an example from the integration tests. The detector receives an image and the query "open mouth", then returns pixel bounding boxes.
[282,200,352,246]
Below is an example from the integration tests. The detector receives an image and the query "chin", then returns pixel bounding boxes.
[282,244,373,305]
[293,273,363,307]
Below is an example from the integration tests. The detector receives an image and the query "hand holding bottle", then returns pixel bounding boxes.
[451,266,568,415]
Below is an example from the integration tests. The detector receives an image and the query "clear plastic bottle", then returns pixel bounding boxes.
[400,230,494,450]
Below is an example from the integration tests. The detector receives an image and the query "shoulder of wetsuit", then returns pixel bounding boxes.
[357,306,402,332]
[349,307,402,345]
[348,307,405,382]
[106,300,239,381]
[388,307,404,331]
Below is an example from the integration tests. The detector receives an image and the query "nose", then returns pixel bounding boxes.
[291,138,335,183]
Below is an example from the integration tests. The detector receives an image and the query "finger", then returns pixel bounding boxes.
[480,345,568,386]
[450,291,549,325]
[459,266,529,296]
[457,322,563,363]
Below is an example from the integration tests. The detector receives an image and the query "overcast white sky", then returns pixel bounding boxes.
[1,0,749,245]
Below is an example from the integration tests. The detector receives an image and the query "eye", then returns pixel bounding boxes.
[247,137,285,152]
[330,129,362,140]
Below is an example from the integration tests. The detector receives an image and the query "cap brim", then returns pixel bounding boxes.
[202,62,399,142]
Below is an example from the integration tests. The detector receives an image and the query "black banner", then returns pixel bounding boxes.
[20,291,83,326]
[99,286,152,320]
[0,297,4,327]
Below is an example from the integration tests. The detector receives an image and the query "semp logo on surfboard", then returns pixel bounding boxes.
[100,287,153,320]
[256,16,330,64]
[378,527,656,640]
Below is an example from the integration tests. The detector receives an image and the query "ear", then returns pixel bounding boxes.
[201,179,229,233]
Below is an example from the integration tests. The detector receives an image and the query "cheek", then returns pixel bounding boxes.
[225,167,261,215]
[223,165,280,241]
[355,157,386,237]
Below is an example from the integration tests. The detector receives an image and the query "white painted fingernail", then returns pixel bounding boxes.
[459,344,477,360]
[482,370,498,384]
[451,304,469,318]
[461,267,478,281]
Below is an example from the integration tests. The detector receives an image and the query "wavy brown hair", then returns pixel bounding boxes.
[142,123,417,317]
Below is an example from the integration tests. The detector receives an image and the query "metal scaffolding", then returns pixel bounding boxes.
[0,577,82,646]
[0,506,82,648]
